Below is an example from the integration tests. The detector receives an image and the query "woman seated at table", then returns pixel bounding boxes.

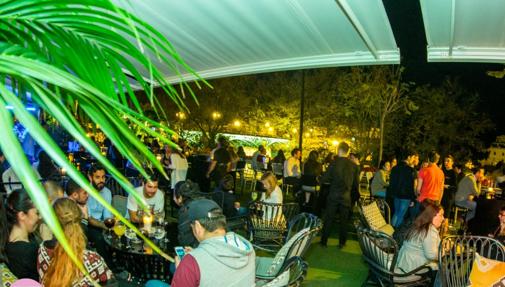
[260,172,283,204]
[489,206,505,244]
[4,189,40,281]
[39,198,114,286]
[396,201,445,275]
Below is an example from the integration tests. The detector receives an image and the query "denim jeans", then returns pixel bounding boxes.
[455,200,477,221]
[392,198,411,227]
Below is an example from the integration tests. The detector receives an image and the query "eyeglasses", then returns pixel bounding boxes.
[499,213,505,217]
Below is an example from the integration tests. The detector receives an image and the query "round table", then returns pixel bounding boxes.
[104,222,178,282]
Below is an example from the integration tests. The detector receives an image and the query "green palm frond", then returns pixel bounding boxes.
[0,0,205,281]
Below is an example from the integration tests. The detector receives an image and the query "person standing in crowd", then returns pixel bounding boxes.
[371,160,391,198]
[396,201,444,276]
[168,146,189,191]
[236,146,246,161]
[251,145,265,171]
[302,150,323,206]
[272,150,286,165]
[320,142,359,248]
[390,150,418,228]
[39,198,114,287]
[127,173,164,223]
[455,166,484,222]
[441,155,458,216]
[206,136,231,188]
[416,151,445,212]
[4,189,40,281]
[284,148,302,194]
[170,199,255,287]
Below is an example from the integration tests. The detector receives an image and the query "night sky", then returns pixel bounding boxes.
[382,0,505,143]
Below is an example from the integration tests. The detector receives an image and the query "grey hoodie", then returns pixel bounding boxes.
[190,232,256,287]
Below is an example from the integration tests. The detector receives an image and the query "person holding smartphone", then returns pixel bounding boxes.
[164,199,255,287]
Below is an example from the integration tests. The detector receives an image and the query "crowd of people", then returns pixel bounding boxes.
[2,133,505,286]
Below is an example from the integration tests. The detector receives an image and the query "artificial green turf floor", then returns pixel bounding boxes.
[302,236,368,286]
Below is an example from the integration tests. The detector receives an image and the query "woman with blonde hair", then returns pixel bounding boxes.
[38,198,114,287]
[260,172,283,204]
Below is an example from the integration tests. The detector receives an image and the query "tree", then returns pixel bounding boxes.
[0,0,199,274]
[385,78,493,160]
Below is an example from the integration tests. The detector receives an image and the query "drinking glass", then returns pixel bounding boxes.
[113,221,126,248]
[104,218,116,240]
[154,211,165,227]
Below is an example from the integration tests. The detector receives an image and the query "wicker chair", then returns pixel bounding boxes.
[356,224,433,286]
[257,256,308,287]
[438,235,505,287]
[358,198,394,237]
[255,227,317,286]
[248,202,299,251]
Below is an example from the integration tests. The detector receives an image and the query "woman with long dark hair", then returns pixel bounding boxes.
[4,189,40,281]
[396,201,445,274]
[0,194,17,285]
[39,198,114,286]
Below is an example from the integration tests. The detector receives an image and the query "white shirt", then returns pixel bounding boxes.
[260,186,283,204]
[168,153,188,189]
[127,186,164,215]
[283,156,301,178]
[2,166,41,195]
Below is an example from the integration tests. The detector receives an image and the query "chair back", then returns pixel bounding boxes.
[356,224,398,274]
[261,228,311,277]
[259,256,307,287]
[359,197,391,224]
[439,235,505,287]
[115,249,171,281]
[286,213,321,241]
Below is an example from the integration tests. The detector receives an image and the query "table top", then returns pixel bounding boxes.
[104,222,177,256]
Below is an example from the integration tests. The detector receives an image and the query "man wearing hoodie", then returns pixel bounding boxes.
[171,198,255,287]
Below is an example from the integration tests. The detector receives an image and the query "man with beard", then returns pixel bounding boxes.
[86,164,113,229]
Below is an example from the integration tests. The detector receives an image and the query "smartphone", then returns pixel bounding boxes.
[174,246,186,259]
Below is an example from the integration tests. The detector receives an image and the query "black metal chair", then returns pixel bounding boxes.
[114,248,172,283]
[356,224,433,286]
[255,227,319,286]
[438,235,505,287]
[248,202,299,251]
[285,212,322,242]
[256,256,308,287]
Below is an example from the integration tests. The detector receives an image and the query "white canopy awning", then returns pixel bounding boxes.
[420,0,505,63]
[117,0,400,83]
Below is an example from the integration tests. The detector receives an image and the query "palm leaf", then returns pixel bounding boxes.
[0,0,207,280]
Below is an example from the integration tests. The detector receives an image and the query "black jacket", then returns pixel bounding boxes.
[388,161,416,200]
[321,157,360,206]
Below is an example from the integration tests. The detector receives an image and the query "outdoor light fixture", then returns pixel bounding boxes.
[268,127,274,133]
[292,128,297,133]
[233,120,241,127]
[332,140,339,146]
[176,112,186,120]
[265,122,271,128]
[212,111,222,120]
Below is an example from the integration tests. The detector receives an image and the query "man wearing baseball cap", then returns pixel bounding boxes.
[171,198,255,287]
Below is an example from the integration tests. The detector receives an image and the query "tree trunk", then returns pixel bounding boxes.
[378,114,386,167]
